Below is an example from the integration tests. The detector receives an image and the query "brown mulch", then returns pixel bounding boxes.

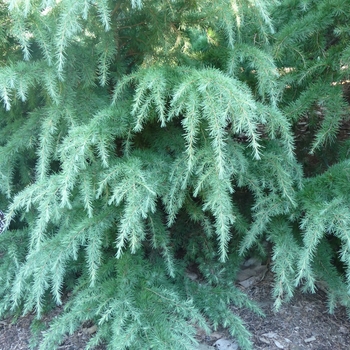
[0,306,106,350]
[232,273,350,350]
[1,272,350,349]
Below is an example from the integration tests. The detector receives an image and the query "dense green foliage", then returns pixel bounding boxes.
[0,0,349,349]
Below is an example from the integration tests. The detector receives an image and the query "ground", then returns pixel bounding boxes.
[233,274,350,350]
[1,269,349,350]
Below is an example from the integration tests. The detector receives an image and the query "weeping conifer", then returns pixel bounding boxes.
[0,0,349,349]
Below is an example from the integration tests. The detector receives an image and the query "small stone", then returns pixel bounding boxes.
[304,336,316,343]
[242,257,260,267]
[274,340,284,349]
[213,338,238,350]
[186,271,198,281]
[239,276,257,288]
[83,324,97,334]
[290,346,305,350]
[262,331,278,339]
[210,332,224,340]
[259,337,270,344]
[339,326,347,334]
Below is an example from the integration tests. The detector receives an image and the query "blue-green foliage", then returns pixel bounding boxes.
[0,0,349,349]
